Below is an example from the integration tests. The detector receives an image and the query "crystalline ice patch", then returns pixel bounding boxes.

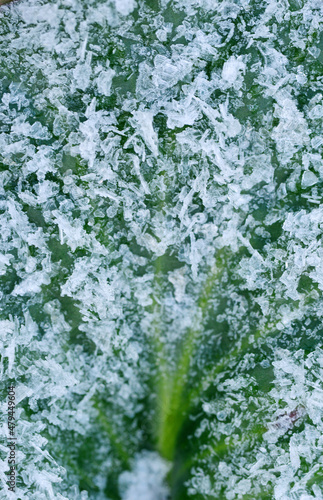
[118,452,170,500]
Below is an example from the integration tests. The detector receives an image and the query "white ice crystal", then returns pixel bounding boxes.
[118,452,170,500]
[221,56,246,89]
[114,0,136,16]
[301,170,318,188]
[131,110,159,157]
[95,68,116,97]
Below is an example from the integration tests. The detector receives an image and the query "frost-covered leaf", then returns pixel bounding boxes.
[1,0,323,499]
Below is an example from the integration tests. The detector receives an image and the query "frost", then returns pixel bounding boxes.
[118,452,170,500]
[168,268,187,303]
[52,211,89,252]
[221,56,246,89]
[1,0,323,498]
[12,271,51,296]
[72,56,92,92]
[272,92,310,164]
[301,171,318,188]
[114,0,136,16]
[131,110,159,157]
[95,67,115,97]
[188,349,323,499]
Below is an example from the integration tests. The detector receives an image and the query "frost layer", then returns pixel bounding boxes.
[0,0,323,498]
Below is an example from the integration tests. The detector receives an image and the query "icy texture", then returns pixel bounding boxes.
[189,348,323,499]
[118,452,170,500]
[0,0,323,498]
